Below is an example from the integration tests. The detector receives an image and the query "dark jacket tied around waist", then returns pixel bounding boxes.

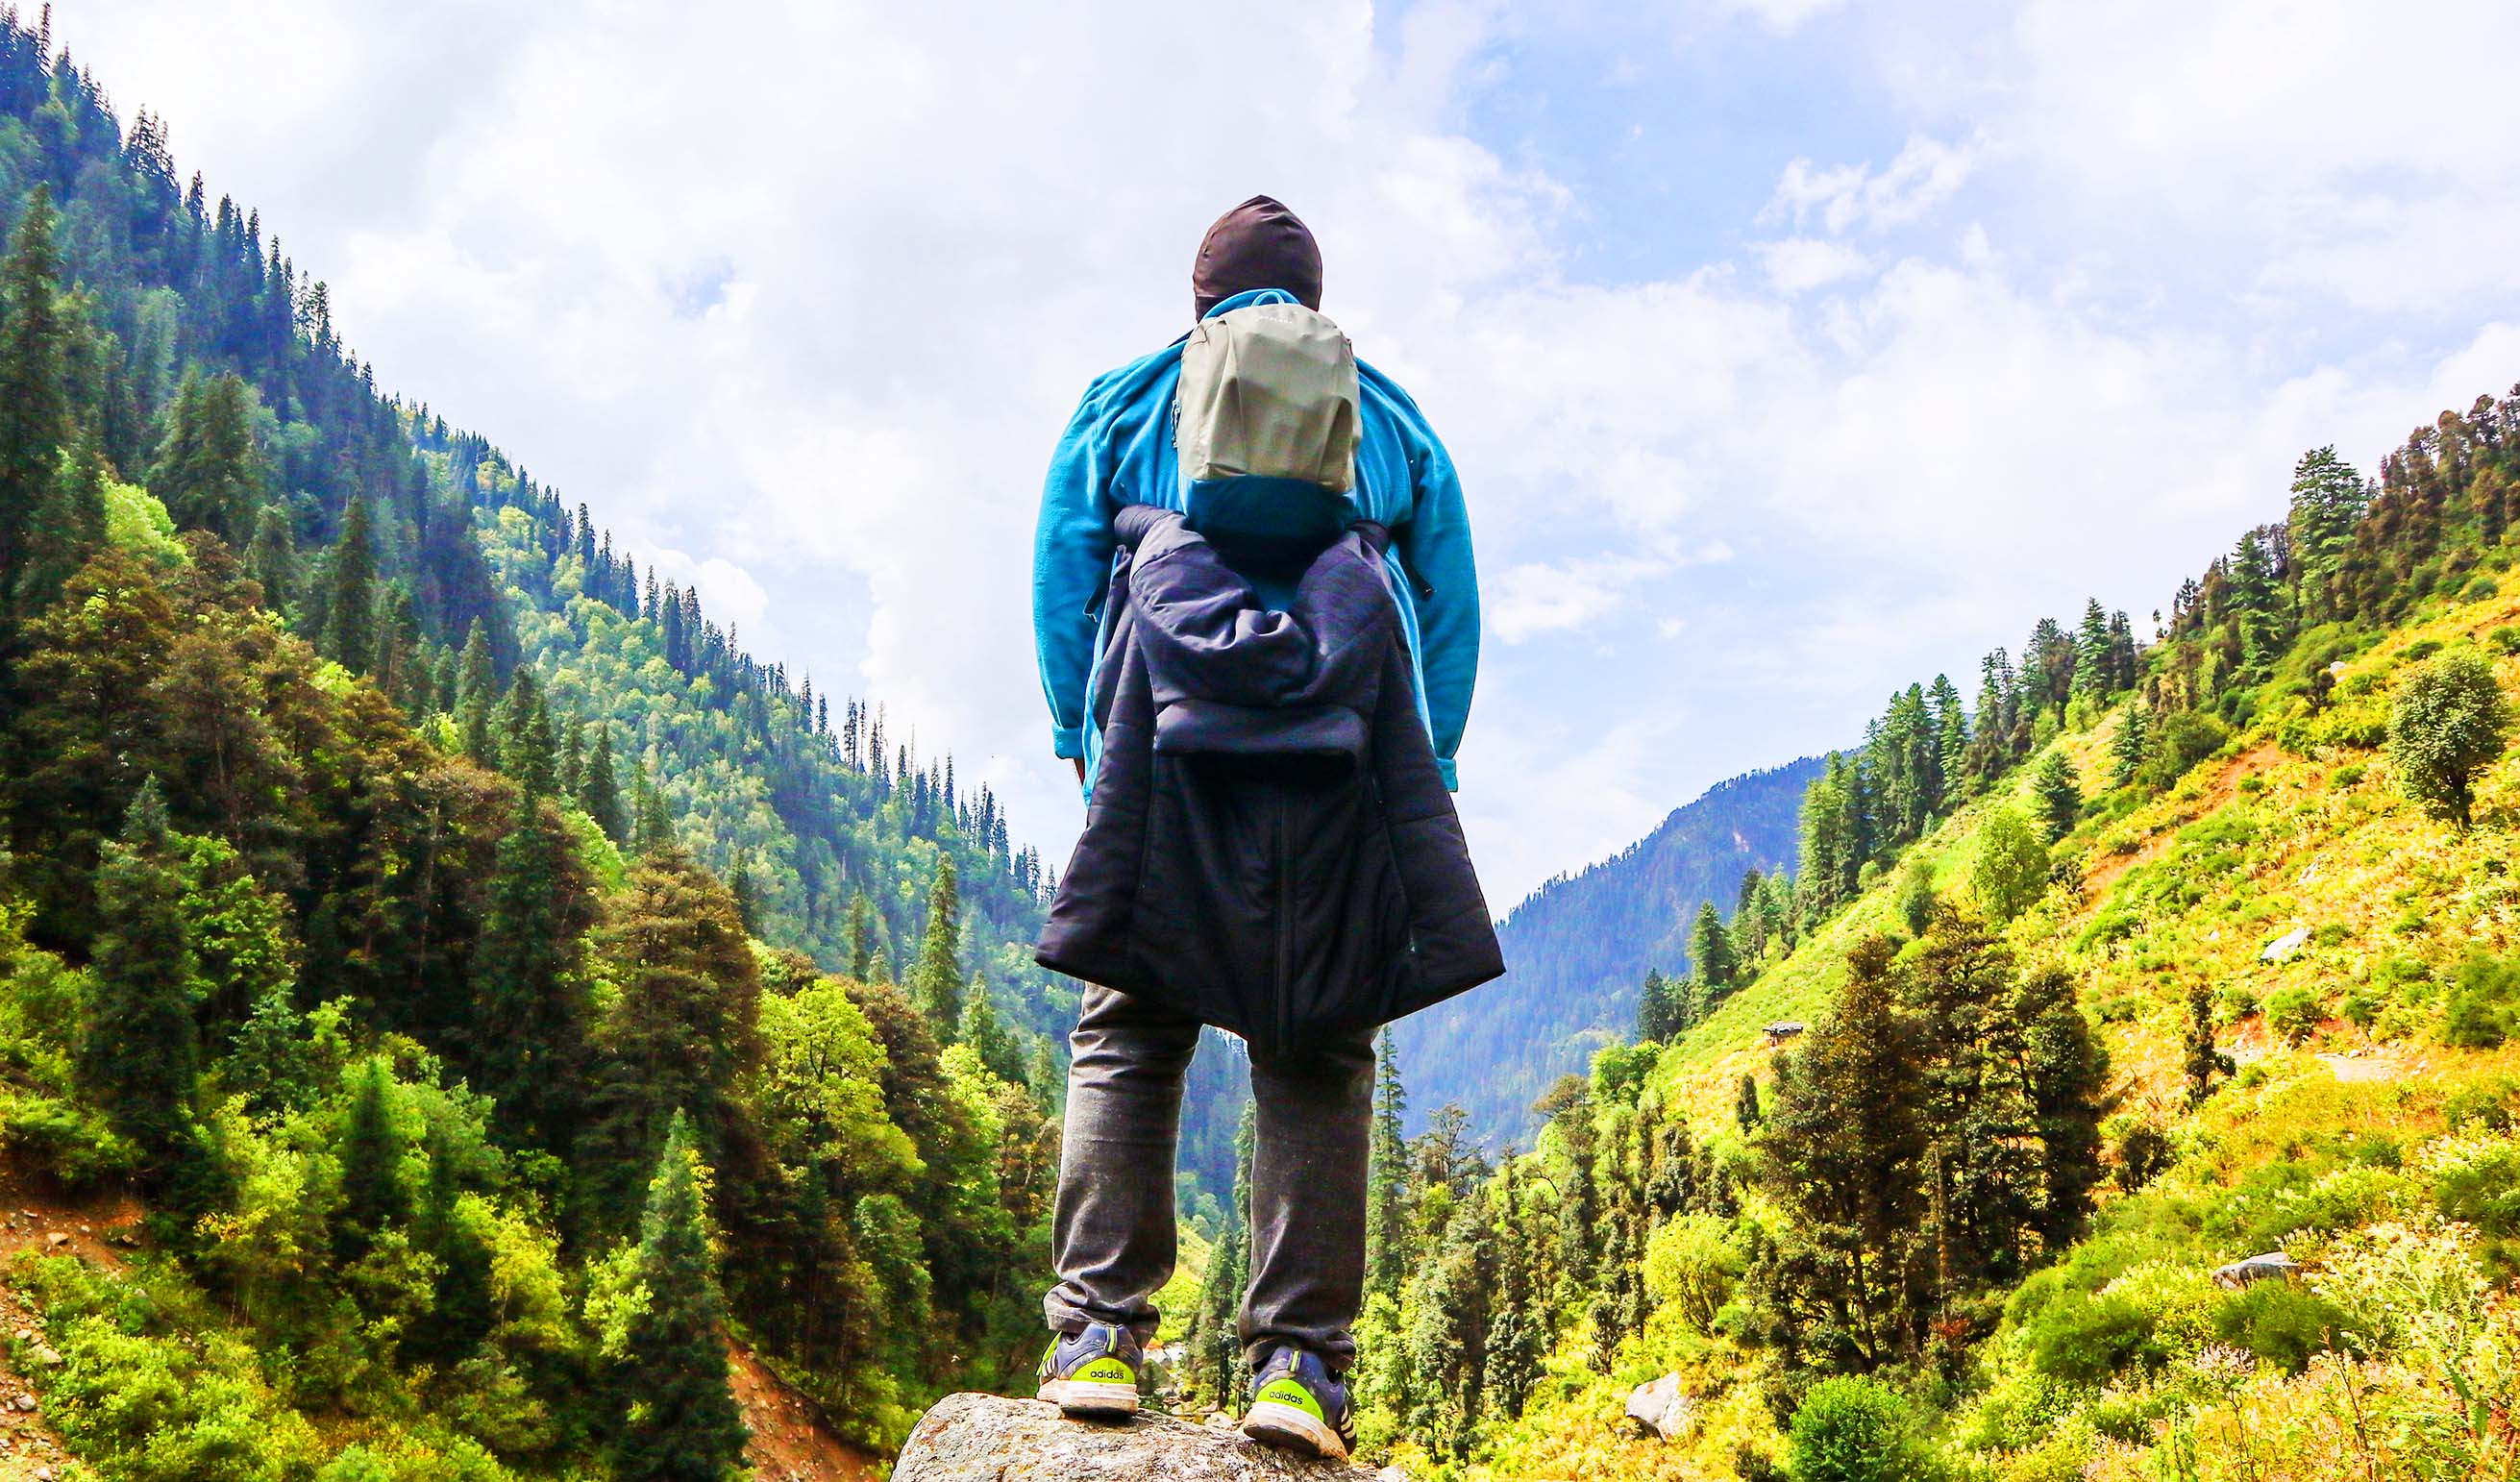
[1037,506,1503,1057]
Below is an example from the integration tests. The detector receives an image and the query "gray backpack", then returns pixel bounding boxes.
[1175,302,1360,538]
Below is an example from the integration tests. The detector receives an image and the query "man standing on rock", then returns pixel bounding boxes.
[1028,195,1487,1460]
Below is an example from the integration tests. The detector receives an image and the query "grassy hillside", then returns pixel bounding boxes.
[1450,530,2520,1480]
[1230,397,2520,1481]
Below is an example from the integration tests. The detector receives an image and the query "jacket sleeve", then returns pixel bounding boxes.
[1034,384,1119,758]
[1396,425,1478,789]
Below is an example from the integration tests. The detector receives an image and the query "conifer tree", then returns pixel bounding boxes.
[0,185,65,601]
[1364,1027,1410,1304]
[81,779,204,1176]
[322,496,376,671]
[910,856,962,1031]
[957,977,1026,1085]
[581,725,628,844]
[1754,935,1931,1370]
[499,670,557,797]
[2110,700,2151,788]
[2286,445,2367,617]
[846,894,877,980]
[612,1111,748,1482]
[455,620,497,763]
[244,503,296,609]
[1734,1072,1761,1131]
[2031,750,2081,843]
[1636,969,1678,1042]
[152,369,263,544]
[14,423,103,613]
[406,1130,494,1369]
[1185,1101,1256,1405]
[472,784,597,1157]
[2183,985,2233,1107]
[334,1056,410,1265]
[1689,901,1738,994]
[584,848,763,1228]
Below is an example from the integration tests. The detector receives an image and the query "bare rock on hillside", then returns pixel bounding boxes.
[895,1393,1387,1481]
[2261,926,2311,963]
[1624,1372,1695,1439]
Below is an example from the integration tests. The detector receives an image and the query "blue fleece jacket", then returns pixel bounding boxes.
[1033,288,1479,791]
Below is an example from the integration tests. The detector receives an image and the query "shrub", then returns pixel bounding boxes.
[2403,638,2445,662]
[2265,985,2325,1047]
[2332,762,2366,787]
[2433,1137,2520,1236]
[2027,1291,2162,1387]
[1786,1376,1936,1482]
[2139,711,2231,791]
[2211,1283,2359,1373]
[2386,649,2513,828]
[2491,626,2520,656]
[2113,1123,2171,1192]
[1643,1213,1742,1333]
[2442,951,2520,1049]
[2461,576,2498,602]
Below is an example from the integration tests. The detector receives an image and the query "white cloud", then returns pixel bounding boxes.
[1713,0,1846,33]
[51,0,2520,910]
[1489,553,1668,643]
[1758,236,1872,293]
[1767,136,1977,235]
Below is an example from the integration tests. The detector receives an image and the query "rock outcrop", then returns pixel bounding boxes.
[1623,1371,1694,1439]
[895,1393,1386,1481]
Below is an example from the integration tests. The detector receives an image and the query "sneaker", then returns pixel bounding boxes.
[1036,1322,1143,1417]
[1240,1345,1354,1460]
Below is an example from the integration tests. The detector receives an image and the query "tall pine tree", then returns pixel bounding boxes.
[611,1111,749,1482]
[0,185,66,605]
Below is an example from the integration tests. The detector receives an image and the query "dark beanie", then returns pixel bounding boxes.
[1192,195,1323,320]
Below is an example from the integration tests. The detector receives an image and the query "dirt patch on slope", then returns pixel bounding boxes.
[732,1343,880,1482]
[2080,744,2285,900]
[0,1167,145,1479]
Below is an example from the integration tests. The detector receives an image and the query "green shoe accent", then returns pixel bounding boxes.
[1254,1377,1325,1422]
[1074,1356,1134,1384]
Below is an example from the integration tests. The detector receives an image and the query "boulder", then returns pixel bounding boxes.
[1623,1372,1694,1439]
[2261,927,2311,964]
[2212,1252,2300,1290]
[895,1393,1384,1481]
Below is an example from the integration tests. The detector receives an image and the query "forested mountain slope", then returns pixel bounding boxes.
[0,16,1108,1476]
[1211,388,2520,1479]
[1399,760,1817,1145]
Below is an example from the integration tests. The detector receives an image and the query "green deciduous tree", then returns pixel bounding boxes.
[1970,807,2048,925]
[2387,648,2512,828]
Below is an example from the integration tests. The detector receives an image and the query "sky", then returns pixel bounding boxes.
[54,0,2520,907]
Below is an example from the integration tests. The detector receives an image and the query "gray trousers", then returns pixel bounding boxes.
[1044,984,1375,1368]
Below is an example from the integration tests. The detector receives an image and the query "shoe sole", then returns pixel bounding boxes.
[1038,1379,1140,1417]
[1241,1399,1349,1460]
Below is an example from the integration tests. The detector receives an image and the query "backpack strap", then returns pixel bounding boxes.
[1348,520,1393,558]
[1113,503,1174,551]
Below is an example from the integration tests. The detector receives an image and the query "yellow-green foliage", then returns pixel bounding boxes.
[102,481,187,566]
[1467,576,2520,1481]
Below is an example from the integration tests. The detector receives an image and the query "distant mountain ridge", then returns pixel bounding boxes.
[1396,757,1821,1144]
